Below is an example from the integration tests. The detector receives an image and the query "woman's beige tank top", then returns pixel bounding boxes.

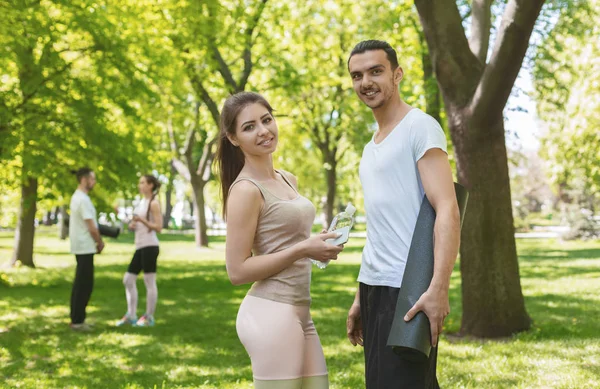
[230,170,316,306]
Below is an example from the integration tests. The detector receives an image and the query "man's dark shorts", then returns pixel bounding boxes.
[360,282,440,389]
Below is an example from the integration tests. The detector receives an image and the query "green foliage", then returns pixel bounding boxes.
[0,0,166,208]
[1,0,454,225]
[533,0,599,203]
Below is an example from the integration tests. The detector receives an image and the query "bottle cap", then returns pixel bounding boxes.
[345,202,356,216]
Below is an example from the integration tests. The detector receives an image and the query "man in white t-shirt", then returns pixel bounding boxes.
[69,167,104,331]
[346,40,461,388]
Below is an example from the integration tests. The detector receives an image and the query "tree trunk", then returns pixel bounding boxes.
[163,164,176,229]
[11,175,38,268]
[421,40,442,124]
[59,205,68,240]
[324,159,337,227]
[414,0,543,338]
[52,206,60,224]
[191,177,209,247]
[450,111,531,337]
[43,211,52,226]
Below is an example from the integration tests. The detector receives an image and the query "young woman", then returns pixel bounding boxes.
[216,91,343,389]
[116,174,162,327]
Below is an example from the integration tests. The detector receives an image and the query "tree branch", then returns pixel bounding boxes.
[15,62,71,111]
[196,136,218,178]
[461,6,472,22]
[337,143,349,162]
[172,158,191,182]
[333,108,344,145]
[471,0,545,121]
[187,66,221,127]
[211,44,238,93]
[307,123,326,151]
[182,128,196,158]
[468,0,493,64]
[237,0,268,91]
[54,45,97,55]
[166,114,179,155]
[414,0,482,106]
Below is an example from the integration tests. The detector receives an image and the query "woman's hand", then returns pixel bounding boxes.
[132,215,146,224]
[301,232,344,262]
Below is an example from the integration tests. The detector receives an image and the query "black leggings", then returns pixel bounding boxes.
[70,254,94,324]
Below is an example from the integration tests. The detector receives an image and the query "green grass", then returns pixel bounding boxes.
[1,228,599,388]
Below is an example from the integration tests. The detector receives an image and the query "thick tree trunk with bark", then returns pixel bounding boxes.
[415,0,545,337]
[450,111,531,336]
[11,174,38,267]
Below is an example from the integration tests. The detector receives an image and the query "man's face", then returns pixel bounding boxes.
[348,50,403,110]
[83,172,97,191]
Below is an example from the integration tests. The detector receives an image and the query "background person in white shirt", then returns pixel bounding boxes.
[346,40,461,389]
[69,167,104,332]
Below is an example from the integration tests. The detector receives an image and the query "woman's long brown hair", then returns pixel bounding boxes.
[216,92,273,219]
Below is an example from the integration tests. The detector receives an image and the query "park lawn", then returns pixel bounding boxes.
[0,228,599,389]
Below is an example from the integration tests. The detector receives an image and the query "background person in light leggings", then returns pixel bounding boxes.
[216,91,344,389]
[116,174,162,327]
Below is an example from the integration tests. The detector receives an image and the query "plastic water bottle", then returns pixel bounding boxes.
[312,202,356,269]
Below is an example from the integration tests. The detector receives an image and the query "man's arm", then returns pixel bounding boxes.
[404,148,460,346]
[84,219,104,253]
[347,287,363,346]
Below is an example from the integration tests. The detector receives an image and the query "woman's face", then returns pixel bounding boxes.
[229,102,278,157]
[138,177,153,195]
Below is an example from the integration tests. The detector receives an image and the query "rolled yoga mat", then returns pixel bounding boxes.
[98,223,120,238]
[386,183,469,362]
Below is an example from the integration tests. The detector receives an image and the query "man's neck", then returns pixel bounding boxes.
[77,184,88,194]
[372,96,412,134]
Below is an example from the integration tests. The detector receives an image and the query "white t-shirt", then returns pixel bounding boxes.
[69,189,98,255]
[358,108,447,288]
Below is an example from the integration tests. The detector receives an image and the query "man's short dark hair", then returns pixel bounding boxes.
[348,40,399,70]
[71,167,93,183]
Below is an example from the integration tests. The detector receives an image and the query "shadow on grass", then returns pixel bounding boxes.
[2,238,599,388]
[109,232,226,244]
[0,261,254,388]
[519,246,600,262]
[523,293,600,340]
